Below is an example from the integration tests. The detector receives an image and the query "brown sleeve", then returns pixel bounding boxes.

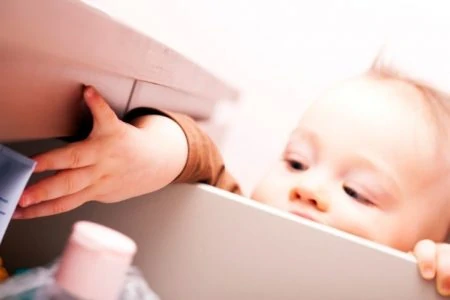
[123,108,243,195]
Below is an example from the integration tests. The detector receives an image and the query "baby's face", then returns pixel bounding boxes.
[251,75,450,251]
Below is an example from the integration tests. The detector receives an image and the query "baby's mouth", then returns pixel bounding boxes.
[289,211,318,223]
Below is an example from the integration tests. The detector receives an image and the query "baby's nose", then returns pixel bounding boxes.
[289,186,329,212]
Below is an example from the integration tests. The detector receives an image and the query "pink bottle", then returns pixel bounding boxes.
[49,221,137,300]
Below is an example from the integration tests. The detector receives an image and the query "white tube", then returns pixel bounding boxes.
[0,144,36,243]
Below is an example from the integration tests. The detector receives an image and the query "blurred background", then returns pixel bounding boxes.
[83,0,443,193]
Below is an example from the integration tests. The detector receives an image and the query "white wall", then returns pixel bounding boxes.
[86,0,444,193]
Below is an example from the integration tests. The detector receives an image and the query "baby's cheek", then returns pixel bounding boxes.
[251,189,288,211]
[378,225,419,252]
[336,216,415,252]
[250,182,271,204]
[330,211,378,244]
[251,175,290,209]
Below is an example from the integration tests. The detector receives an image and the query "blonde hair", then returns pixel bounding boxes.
[370,45,450,155]
[370,40,450,231]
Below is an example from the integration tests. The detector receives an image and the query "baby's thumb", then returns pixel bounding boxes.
[83,86,120,135]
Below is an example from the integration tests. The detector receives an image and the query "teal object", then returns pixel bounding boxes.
[13,268,29,275]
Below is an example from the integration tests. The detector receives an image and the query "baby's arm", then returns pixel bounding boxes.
[14,86,240,219]
[127,107,242,195]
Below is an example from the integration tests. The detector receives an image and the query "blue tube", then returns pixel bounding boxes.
[0,144,36,243]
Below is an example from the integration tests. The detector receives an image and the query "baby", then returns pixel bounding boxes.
[14,62,450,295]
[254,71,450,252]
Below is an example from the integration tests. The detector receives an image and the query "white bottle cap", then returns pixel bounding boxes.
[55,221,137,300]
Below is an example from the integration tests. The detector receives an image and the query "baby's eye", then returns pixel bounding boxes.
[286,159,308,171]
[343,186,374,206]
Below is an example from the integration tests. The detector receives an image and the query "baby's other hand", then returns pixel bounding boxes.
[14,86,188,219]
[414,239,450,296]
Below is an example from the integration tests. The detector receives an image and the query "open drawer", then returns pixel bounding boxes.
[0,0,238,142]
[0,183,445,300]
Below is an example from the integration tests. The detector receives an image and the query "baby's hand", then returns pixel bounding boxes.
[414,239,450,296]
[14,86,188,219]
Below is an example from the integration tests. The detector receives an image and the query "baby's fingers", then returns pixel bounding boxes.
[14,187,93,219]
[414,239,437,280]
[20,166,98,207]
[436,244,450,296]
[33,140,98,172]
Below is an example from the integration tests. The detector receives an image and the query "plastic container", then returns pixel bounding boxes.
[0,144,36,243]
[0,221,160,300]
